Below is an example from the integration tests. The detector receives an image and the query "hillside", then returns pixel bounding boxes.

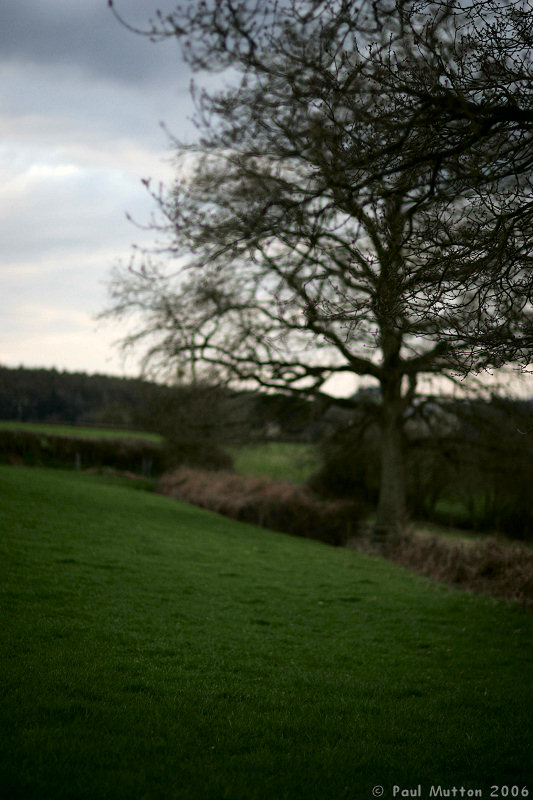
[1,465,531,799]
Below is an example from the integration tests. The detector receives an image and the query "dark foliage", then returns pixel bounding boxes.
[311,397,533,540]
[0,429,232,476]
[162,441,234,472]
[0,365,167,428]
[249,394,324,442]
[0,429,165,476]
[147,383,242,469]
[308,416,381,505]
[0,365,321,445]
[433,398,533,539]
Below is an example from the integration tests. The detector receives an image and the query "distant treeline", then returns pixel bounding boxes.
[0,366,164,428]
[0,365,318,441]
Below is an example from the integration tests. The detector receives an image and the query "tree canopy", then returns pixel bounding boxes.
[107,0,533,533]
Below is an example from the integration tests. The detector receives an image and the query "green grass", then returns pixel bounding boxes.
[231,441,317,482]
[1,465,532,799]
[0,420,162,443]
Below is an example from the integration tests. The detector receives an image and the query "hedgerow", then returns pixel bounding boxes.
[0,429,164,475]
[380,532,533,604]
[157,467,363,546]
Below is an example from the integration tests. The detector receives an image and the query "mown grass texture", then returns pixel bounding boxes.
[1,465,532,800]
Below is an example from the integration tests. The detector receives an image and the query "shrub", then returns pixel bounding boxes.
[0,429,165,476]
[310,398,533,541]
[157,467,363,546]
[382,531,533,604]
[307,420,380,506]
[0,427,236,476]
[147,382,246,456]
[162,441,234,472]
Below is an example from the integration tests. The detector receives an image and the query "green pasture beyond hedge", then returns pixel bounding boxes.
[0,421,316,483]
[0,420,162,442]
[1,465,532,800]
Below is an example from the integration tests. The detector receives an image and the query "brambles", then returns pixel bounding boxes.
[382,532,533,605]
[156,467,362,546]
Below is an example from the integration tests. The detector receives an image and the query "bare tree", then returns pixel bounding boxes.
[106,0,533,535]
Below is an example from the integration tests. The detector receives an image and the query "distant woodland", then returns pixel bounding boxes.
[0,365,316,439]
[0,366,176,429]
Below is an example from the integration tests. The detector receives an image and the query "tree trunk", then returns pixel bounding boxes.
[375,382,406,540]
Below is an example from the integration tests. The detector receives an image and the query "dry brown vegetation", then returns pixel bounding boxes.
[156,468,362,546]
[380,533,533,605]
[157,467,533,604]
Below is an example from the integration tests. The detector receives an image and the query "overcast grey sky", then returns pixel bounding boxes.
[1,0,196,376]
[1,1,530,400]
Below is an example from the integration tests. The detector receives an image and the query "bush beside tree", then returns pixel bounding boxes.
[310,397,533,541]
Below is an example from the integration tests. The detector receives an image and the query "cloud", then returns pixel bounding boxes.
[0,0,185,88]
[0,52,194,152]
[0,1,198,376]
[0,247,144,376]
[0,315,136,376]
[0,156,159,264]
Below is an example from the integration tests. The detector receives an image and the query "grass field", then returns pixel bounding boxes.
[231,441,317,483]
[1,465,532,800]
[0,420,162,443]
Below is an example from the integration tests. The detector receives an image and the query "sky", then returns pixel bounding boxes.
[1,1,530,399]
[1,0,196,378]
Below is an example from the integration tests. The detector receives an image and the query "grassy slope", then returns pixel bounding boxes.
[1,466,532,800]
[0,420,162,442]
